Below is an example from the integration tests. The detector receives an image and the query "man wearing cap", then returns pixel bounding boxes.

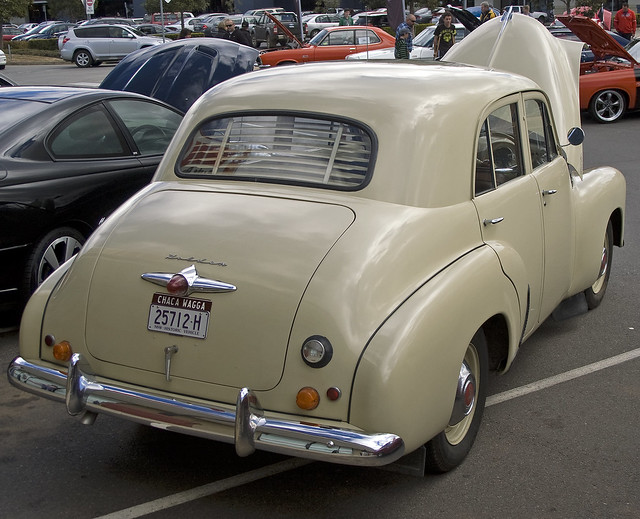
[232,19,254,47]
[395,28,411,58]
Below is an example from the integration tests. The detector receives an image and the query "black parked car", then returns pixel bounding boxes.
[0,87,183,311]
[100,38,259,113]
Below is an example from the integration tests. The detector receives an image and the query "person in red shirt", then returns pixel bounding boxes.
[614,2,637,40]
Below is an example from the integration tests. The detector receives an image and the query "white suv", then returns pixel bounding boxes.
[60,24,162,68]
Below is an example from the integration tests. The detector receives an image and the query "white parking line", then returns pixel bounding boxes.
[487,347,640,407]
[94,347,640,518]
[94,458,312,519]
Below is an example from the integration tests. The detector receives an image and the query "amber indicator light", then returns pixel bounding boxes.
[296,387,320,410]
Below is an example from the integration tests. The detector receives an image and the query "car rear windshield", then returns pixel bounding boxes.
[0,99,48,133]
[177,113,375,190]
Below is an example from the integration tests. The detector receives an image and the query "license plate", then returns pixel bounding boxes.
[148,293,212,339]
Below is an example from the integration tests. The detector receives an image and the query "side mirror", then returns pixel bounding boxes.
[566,127,585,146]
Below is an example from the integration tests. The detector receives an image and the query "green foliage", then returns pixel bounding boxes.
[47,0,87,21]
[5,38,60,51]
[0,0,32,21]
[144,0,209,18]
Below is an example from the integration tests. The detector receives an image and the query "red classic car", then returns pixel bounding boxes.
[260,25,396,66]
[557,14,640,123]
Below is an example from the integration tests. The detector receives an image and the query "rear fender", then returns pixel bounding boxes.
[349,246,520,454]
[569,166,625,295]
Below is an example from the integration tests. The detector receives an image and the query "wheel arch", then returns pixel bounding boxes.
[349,246,521,454]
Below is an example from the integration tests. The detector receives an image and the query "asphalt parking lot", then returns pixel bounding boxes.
[1,66,639,518]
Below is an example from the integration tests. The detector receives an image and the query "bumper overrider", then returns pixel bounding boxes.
[8,354,405,466]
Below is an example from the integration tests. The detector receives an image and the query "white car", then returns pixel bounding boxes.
[302,13,340,38]
[60,24,163,68]
[346,23,467,60]
[8,15,626,475]
[165,17,197,32]
[0,49,6,69]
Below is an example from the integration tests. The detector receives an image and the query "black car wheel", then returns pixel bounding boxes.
[73,50,93,68]
[589,89,626,123]
[23,227,85,301]
[424,328,488,473]
[584,221,613,309]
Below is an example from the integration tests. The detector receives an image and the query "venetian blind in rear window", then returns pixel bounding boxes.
[177,114,375,190]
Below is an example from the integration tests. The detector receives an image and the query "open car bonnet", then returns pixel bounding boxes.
[448,6,481,32]
[83,188,354,391]
[556,14,639,63]
[445,12,584,173]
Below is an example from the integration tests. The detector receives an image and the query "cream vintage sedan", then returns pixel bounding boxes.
[8,14,626,474]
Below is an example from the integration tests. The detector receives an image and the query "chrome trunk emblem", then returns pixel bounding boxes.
[141,264,236,295]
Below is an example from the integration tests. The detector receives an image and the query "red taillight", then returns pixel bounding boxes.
[62,37,70,45]
[167,274,189,296]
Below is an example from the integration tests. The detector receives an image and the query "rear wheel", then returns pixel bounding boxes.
[589,89,626,123]
[425,328,488,473]
[73,49,93,68]
[23,227,85,302]
[584,221,613,309]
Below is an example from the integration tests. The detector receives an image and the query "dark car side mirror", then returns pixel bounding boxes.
[566,126,585,146]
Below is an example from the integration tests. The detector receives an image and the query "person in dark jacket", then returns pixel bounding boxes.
[232,20,254,47]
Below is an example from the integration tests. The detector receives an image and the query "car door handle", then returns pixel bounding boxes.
[542,189,557,196]
[483,217,504,226]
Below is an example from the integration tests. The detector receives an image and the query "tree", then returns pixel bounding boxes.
[1,0,31,48]
[144,0,209,25]
[47,0,88,21]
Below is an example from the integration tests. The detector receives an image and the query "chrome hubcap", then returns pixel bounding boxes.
[37,236,82,285]
[445,342,480,445]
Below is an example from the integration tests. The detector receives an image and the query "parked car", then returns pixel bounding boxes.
[0,49,5,69]
[134,23,178,35]
[78,18,136,26]
[346,23,468,60]
[164,17,198,32]
[0,87,183,311]
[261,26,395,66]
[505,4,553,23]
[8,15,625,475]
[557,14,640,122]
[12,21,74,41]
[2,26,23,41]
[302,13,340,38]
[626,37,640,60]
[192,13,228,34]
[100,39,259,112]
[60,24,163,67]
[548,21,629,62]
[253,11,301,48]
[0,72,15,86]
[352,10,390,27]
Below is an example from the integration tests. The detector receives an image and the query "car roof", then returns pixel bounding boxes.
[0,86,103,103]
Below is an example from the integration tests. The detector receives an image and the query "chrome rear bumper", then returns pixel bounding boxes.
[8,354,404,466]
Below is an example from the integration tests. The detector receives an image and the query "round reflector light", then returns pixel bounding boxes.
[53,341,72,362]
[296,387,320,410]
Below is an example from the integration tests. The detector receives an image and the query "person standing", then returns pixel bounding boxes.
[232,20,254,47]
[339,9,353,26]
[480,2,496,23]
[395,28,411,59]
[395,14,418,53]
[433,11,456,60]
[614,2,637,40]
